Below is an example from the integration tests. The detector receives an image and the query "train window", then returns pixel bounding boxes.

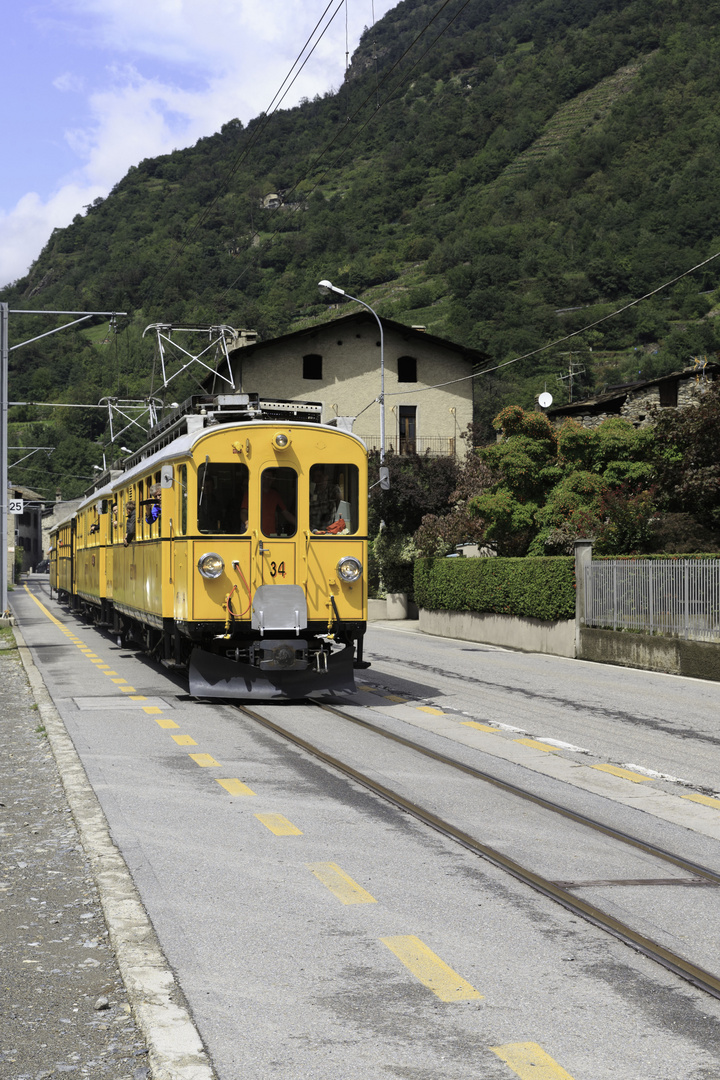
[197,462,249,534]
[179,465,188,535]
[309,464,359,534]
[261,467,297,537]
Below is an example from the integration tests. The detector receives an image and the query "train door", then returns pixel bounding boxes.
[258,466,297,585]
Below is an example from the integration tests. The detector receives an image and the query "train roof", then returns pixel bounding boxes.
[113,419,366,492]
[67,393,367,512]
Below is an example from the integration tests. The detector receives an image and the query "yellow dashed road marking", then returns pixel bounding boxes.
[154,718,180,730]
[130,695,147,701]
[592,764,653,783]
[256,814,302,835]
[514,738,557,753]
[109,678,127,685]
[418,706,444,715]
[120,686,137,693]
[172,734,197,746]
[216,778,256,797]
[490,1042,576,1079]
[384,694,408,703]
[143,706,163,714]
[682,793,720,809]
[380,935,483,1001]
[462,721,499,733]
[189,753,220,767]
[307,862,376,904]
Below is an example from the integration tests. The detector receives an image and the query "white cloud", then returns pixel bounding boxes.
[53,71,86,92]
[0,185,105,287]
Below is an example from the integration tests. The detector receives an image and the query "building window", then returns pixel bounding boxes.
[397,356,417,383]
[659,379,678,407]
[303,354,323,380]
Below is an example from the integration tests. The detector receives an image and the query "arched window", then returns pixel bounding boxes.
[303,354,323,380]
[397,355,417,383]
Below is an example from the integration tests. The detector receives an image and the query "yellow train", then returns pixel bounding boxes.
[50,394,368,698]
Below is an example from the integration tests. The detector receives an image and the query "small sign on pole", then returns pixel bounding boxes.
[9,498,23,515]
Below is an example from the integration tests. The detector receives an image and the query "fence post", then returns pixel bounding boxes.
[574,539,593,658]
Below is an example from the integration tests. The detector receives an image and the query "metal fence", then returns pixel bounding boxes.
[585,558,720,641]
[362,435,458,457]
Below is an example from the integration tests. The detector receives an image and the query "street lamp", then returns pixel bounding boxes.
[318,280,385,465]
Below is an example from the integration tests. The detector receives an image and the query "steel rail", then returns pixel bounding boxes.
[236,701,720,1001]
[316,701,720,886]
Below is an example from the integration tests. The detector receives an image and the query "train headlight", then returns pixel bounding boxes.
[337,556,363,582]
[273,433,291,451]
[197,552,225,579]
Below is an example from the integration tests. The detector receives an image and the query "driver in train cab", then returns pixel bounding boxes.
[310,465,341,532]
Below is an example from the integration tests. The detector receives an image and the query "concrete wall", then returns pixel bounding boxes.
[419,608,576,657]
[578,627,720,682]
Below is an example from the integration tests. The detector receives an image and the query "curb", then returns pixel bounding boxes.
[12,625,217,1080]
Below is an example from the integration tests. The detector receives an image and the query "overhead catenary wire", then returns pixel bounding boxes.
[378,247,720,397]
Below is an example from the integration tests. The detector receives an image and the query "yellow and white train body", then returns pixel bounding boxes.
[50,395,368,698]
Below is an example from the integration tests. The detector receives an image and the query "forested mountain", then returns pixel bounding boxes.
[5,0,720,497]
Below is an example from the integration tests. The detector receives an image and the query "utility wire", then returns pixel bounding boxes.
[146,0,346,300]
[380,248,720,397]
[217,0,470,304]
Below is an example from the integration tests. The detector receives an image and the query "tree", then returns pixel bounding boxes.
[468,408,658,555]
[652,379,720,530]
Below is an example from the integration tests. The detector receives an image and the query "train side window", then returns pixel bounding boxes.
[179,465,188,535]
[310,464,359,534]
[197,462,249,534]
[261,467,297,537]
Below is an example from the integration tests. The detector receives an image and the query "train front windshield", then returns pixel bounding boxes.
[310,464,359,534]
[198,462,249,533]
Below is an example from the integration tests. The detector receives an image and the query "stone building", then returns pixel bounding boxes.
[5,483,45,578]
[208,313,487,457]
[545,362,719,430]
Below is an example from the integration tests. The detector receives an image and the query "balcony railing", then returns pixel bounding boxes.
[362,435,458,458]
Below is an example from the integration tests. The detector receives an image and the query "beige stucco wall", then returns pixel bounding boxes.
[228,321,474,455]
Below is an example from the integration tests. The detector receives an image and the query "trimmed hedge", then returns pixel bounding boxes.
[414,556,576,622]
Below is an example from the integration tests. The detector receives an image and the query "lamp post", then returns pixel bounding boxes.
[318,280,385,465]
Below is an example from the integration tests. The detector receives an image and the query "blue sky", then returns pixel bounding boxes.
[0,0,396,289]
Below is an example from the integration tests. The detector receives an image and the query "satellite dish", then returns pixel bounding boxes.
[538,391,553,408]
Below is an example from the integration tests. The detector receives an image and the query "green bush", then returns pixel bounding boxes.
[414,556,575,621]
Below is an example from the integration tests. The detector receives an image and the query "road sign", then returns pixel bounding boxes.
[9,498,23,514]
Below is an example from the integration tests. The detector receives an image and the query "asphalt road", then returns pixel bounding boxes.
[8,579,720,1080]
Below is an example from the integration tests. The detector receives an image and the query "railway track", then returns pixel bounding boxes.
[235,697,720,1001]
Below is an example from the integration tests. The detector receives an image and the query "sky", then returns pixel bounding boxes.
[0,0,397,290]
